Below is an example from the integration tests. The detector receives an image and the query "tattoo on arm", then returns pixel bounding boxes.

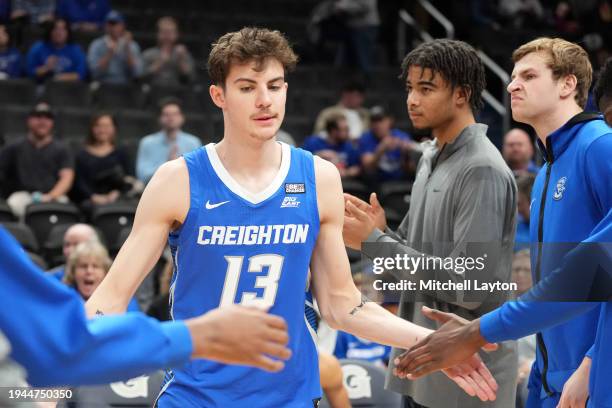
[349,295,371,315]
[95,310,105,316]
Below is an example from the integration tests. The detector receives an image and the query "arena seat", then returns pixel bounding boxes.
[319,359,401,408]
[42,81,91,108]
[91,203,137,247]
[24,202,82,246]
[57,108,93,141]
[2,222,39,253]
[0,79,36,106]
[0,104,30,143]
[66,370,164,407]
[0,200,17,222]
[379,181,412,217]
[93,83,144,110]
[116,110,157,140]
[42,223,74,267]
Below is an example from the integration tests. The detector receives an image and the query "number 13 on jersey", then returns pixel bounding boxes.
[219,254,284,308]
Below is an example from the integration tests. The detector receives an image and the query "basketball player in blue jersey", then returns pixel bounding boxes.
[86,27,499,407]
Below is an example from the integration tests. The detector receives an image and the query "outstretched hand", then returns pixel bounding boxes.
[393,307,498,399]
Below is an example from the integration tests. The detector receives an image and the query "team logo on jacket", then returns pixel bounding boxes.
[552,177,567,200]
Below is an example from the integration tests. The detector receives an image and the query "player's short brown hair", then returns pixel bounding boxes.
[208,27,298,87]
[512,38,592,108]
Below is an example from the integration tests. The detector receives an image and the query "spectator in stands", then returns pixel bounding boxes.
[358,106,415,183]
[87,10,143,84]
[56,0,110,32]
[554,1,581,38]
[515,173,535,251]
[502,127,539,176]
[314,81,369,140]
[26,18,87,82]
[335,0,380,77]
[0,102,74,218]
[142,16,195,86]
[136,98,201,184]
[48,222,99,280]
[302,113,361,179]
[64,240,139,310]
[0,24,23,79]
[72,113,143,209]
[10,0,54,25]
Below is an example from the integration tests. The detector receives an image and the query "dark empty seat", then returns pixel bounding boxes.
[2,222,39,252]
[42,81,91,108]
[379,181,411,216]
[42,223,74,267]
[91,203,137,247]
[183,113,215,144]
[0,200,17,222]
[0,79,36,105]
[93,83,144,110]
[0,105,30,143]
[116,110,157,140]
[24,202,81,246]
[342,179,370,202]
[57,108,92,141]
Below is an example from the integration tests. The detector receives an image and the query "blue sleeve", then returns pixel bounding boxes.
[0,227,192,387]
[127,297,141,312]
[8,50,23,78]
[26,42,44,79]
[480,134,612,343]
[357,133,376,155]
[301,136,324,153]
[55,0,68,19]
[585,344,595,359]
[346,143,360,167]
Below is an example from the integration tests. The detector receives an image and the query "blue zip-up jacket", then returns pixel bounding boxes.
[480,114,612,407]
[0,226,192,386]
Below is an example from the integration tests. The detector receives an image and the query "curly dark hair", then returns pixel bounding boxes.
[593,57,612,111]
[399,39,486,113]
[208,27,298,87]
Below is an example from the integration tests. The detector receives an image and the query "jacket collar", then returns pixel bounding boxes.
[536,112,602,163]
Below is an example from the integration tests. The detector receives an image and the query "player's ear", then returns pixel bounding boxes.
[210,84,225,108]
[455,85,471,107]
[559,74,577,100]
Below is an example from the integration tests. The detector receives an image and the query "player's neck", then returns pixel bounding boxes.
[215,136,281,177]
[531,103,582,145]
[433,110,476,148]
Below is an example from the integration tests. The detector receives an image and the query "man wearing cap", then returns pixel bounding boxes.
[87,10,143,84]
[358,105,416,184]
[0,102,74,218]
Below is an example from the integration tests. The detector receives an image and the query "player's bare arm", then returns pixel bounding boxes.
[310,157,498,401]
[85,157,190,316]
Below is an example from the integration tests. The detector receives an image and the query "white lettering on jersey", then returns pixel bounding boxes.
[197,224,309,245]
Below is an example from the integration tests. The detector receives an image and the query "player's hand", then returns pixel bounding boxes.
[186,305,292,372]
[345,193,386,230]
[342,195,375,250]
[557,356,590,408]
[394,306,497,378]
[441,360,498,401]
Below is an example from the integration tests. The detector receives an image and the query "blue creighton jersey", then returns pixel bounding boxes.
[158,142,321,408]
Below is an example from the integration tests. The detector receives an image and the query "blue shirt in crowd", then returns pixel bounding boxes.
[358,129,412,181]
[56,0,110,28]
[301,135,360,168]
[26,41,87,81]
[0,48,22,78]
[334,331,391,367]
[136,131,202,184]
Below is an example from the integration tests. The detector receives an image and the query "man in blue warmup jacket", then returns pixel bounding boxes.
[392,41,612,408]
[0,226,291,387]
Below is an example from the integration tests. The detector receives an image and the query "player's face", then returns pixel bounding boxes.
[211,58,287,142]
[405,66,455,131]
[507,52,564,125]
[74,255,106,300]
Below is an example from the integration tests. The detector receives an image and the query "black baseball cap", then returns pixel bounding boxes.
[29,102,54,119]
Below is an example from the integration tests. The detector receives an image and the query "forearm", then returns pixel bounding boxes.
[46,171,74,198]
[330,291,431,349]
